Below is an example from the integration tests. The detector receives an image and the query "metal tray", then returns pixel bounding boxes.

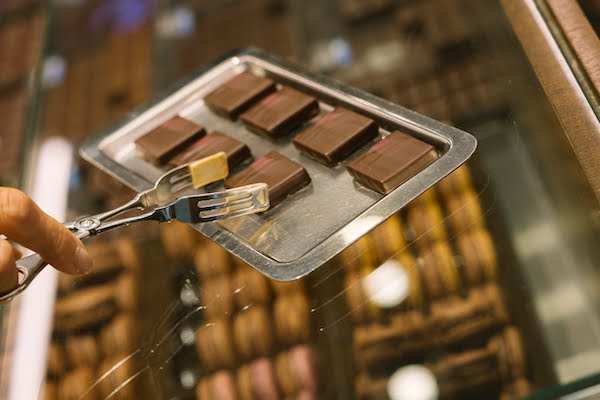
[80,48,477,281]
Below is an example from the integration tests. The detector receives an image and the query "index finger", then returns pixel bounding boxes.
[0,187,93,275]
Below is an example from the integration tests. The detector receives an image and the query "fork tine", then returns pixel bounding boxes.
[168,170,191,184]
[196,193,253,212]
[169,180,194,194]
[198,200,256,220]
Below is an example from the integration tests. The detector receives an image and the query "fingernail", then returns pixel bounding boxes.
[74,246,93,274]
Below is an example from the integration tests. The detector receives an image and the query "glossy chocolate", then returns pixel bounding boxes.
[134,116,205,164]
[204,71,276,118]
[168,131,251,169]
[240,87,319,138]
[225,151,311,207]
[293,108,378,166]
[347,131,438,194]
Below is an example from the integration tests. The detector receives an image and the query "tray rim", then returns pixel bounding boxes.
[80,47,477,281]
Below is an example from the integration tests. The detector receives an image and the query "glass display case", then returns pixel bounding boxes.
[1,0,599,399]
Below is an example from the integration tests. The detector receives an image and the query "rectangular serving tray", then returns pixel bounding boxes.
[80,48,477,281]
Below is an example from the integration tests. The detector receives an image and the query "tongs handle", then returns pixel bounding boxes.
[0,230,89,304]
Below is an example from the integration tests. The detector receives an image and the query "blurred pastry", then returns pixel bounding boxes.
[115,273,139,311]
[233,306,274,360]
[46,341,65,377]
[100,314,136,357]
[275,345,319,396]
[456,228,498,286]
[58,367,98,400]
[196,319,237,371]
[42,380,57,400]
[160,222,199,261]
[232,265,272,309]
[54,284,119,331]
[488,326,526,382]
[419,241,460,300]
[97,354,141,400]
[274,292,312,345]
[200,275,235,319]
[353,311,428,369]
[436,164,473,198]
[196,370,238,400]
[429,347,500,397]
[500,378,532,400]
[368,214,407,262]
[429,284,509,346]
[65,334,100,368]
[406,202,447,246]
[270,278,306,296]
[336,236,376,270]
[194,240,232,280]
[445,187,485,234]
[237,358,280,400]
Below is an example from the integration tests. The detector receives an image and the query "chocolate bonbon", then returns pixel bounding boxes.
[347,131,438,194]
[204,71,276,119]
[169,131,251,170]
[293,108,378,166]
[240,87,319,138]
[134,116,205,164]
[225,151,311,207]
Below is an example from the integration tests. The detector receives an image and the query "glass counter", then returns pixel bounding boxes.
[1,0,599,399]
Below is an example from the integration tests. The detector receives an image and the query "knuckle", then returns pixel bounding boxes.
[0,188,34,228]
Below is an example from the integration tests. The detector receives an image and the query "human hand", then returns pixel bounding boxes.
[0,187,93,293]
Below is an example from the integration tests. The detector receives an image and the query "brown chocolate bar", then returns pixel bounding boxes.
[134,116,205,164]
[293,108,378,166]
[225,151,310,207]
[240,87,319,138]
[168,131,251,170]
[347,131,438,194]
[204,71,276,119]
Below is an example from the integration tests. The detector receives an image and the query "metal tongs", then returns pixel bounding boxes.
[0,163,269,303]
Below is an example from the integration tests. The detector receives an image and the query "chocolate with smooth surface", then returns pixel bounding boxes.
[225,151,311,207]
[347,131,438,194]
[204,71,276,118]
[168,131,251,169]
[240,87,319,138]
[134,116,205,164]
[293,108,378,166]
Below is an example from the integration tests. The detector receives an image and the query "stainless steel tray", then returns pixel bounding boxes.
[80,48,477,281]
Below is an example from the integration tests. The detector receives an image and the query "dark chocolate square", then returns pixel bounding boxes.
[224,151,311,207]
[347,131,438,194]
[204,72,276,119]
[168,131,251,170]
[134,116,205,164]
[240,87,320,138]
[293,108,378,166]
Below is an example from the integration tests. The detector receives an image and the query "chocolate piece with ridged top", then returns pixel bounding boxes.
[293,108,378,166]
[225,151,311,207]
[204,71,276,118]
[347,131,438,194]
